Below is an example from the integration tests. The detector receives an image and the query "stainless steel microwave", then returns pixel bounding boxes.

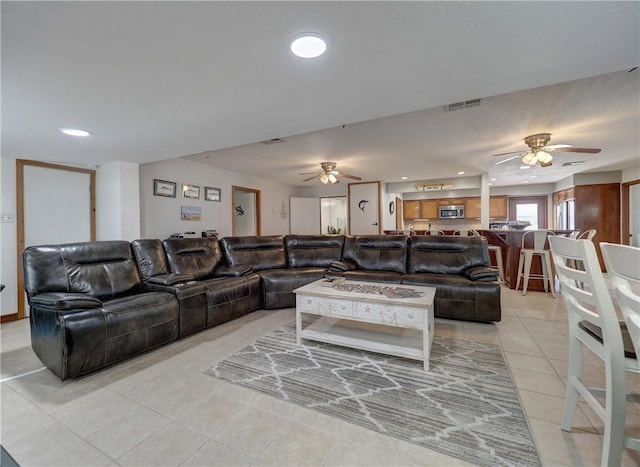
[438,205,465,219]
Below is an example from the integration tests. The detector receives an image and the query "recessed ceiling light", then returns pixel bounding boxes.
[61,128,91,137]
[519,166,531,170]
[488,183,493,186]
[490,178,496,181]
[457,171,465,175]
[529,175,537,178]
[401,176,408,180]
[523,180,529,183]
[290,34,327,58]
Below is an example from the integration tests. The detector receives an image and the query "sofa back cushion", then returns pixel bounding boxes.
[353,235,407,274]
[131,239,168,280]
[285,235,344,268]
[23,241,141,300]
[162,238,223,280]
[408,235,490,274]
[220,236,286,272]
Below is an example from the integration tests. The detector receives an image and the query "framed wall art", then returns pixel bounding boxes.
[153,179,177,198]
[205,187,221,202]
[181,206,201,221]
[182,184,200,199]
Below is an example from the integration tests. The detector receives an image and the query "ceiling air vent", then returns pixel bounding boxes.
[445,98,482,111]
[562,161,585,167]
[260,138,285,145]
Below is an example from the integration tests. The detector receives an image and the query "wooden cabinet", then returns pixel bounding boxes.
[489,196,507,219]
[438,199,465,206]
[553,187,575,204]
[403,200,421,220]
[420,200,438,219]
[463,196,507,219]
[465,198,481,218]
[403,200,439,219]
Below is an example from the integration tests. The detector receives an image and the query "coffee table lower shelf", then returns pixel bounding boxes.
[297,316,427,368]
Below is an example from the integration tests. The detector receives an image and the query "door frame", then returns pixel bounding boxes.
[508,196,548,229]
[621,179,640,245]
[231,185,261,236]
[10,159,96,322]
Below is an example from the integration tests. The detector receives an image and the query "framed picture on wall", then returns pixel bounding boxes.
[205,187,221,202]
[182,184,200,199]
[153,179,176,198]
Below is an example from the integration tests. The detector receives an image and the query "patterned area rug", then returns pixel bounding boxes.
[205,321,541,466]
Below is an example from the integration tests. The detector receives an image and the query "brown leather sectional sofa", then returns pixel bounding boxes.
[22,234,500,380]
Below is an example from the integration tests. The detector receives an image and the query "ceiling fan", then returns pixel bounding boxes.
[300,161,362,184]
[493,133,601,168]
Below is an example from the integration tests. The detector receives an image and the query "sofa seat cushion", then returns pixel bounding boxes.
[201,273,262,326]
[402,273,479,300]
[259,268,327,309]
[342,270,402,284]
[101,292,179,363]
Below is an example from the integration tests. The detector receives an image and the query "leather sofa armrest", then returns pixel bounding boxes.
[30,292,102,311]
[464,266,499,282]
[215,264,253,277]
[329,260,356,272]
[146,273,194,286]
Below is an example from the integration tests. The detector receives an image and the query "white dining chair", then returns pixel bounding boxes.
[601,242,640,389]
[549,236,640,465]
[424,229,445,235]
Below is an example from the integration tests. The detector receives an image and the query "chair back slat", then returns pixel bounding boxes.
[549,236,623,354]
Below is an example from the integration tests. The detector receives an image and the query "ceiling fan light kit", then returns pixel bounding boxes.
[300,161,362,184]
[493,133,601,168]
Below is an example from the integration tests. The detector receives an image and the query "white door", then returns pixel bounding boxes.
[348,182,381,235]
[18,162,94,318]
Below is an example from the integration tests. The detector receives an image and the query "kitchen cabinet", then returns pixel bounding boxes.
[463,196,507,219]
[465,198,481,218]
[420,200,438,219]
[403,200,439,219]
[489,196,507,219]
[403,200,421,220]
[438,199,465,206]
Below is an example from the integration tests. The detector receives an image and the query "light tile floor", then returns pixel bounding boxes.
[1,285,639,466]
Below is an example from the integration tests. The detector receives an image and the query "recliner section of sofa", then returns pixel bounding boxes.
[133,238,261,334]
[23,241,179,380]
[330,235,407,284]
[401,236,501,322]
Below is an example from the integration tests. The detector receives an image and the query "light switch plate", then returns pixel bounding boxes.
[1,213,15,223]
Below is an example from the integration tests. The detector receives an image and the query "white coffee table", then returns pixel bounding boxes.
[293,279,436,370]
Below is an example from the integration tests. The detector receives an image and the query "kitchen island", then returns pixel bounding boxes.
[478,229,573,292]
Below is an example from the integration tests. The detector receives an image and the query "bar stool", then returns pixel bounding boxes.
[424,229,444,235]
[487,245,505,283]
[453,229,480,236]
[515,230,556,297]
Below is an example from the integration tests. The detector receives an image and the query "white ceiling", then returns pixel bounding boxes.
[3,2,639,188]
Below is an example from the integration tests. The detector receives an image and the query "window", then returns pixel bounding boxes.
[509,196,547,229]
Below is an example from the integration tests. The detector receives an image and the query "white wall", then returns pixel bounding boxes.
[139,158,300,239]
[96,161,141,241]
[622,165,640,183]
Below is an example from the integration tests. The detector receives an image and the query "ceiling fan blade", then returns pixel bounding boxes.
[338,172,362,180]
[299,172,320,175]
[492,150,526,157]
[551,147,601,154]
[538,160,553,168]
[493,154,521,166]
[302,175,320,182]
